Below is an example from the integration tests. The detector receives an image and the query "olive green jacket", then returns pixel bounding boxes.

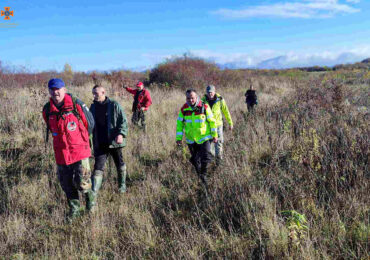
[90,97,128,149]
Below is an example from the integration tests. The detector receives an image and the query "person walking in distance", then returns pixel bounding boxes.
[176,89,218,190]
[123,81,152,131]
[42,78,95,222]
[89,85,129,211]
[201,85,233,166]
[245,85,258,112]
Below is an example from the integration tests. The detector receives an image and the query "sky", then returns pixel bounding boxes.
[0,0,369,71]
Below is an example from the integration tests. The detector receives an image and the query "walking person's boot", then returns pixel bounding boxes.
[85,190,96,213]
[67,199,81,223]
[215,157,221,167]
[200,164,209,197]
[117,164,127,193]
[87,170,103,212]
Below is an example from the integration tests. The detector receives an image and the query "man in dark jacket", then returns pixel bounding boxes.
[123,81,152,130]
[43,78,95,221]
[90,85,128,210]
[245,85,258,112]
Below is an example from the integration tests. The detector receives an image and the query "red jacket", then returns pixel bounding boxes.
[43,94,91,165]
[125,87,152,112]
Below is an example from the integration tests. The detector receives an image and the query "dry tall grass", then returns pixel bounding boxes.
[0,71,368,259]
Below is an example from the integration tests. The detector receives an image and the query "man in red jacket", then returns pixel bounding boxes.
[123,81,152,131]
[42,78,95,222]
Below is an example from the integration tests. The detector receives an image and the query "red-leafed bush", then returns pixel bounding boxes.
[149,56,221,89]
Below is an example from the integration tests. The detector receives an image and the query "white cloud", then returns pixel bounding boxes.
[140,45,370,69]
[212,0,360,19]
[183,46,370,69]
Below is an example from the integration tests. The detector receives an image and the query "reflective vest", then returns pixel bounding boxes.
[176,101,218,144]
[43,94,91,165]
[201,93,233,128]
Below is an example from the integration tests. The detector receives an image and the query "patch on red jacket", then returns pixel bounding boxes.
[67,121,77,131]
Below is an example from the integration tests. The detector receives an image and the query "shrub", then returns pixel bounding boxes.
[149,55,221,89]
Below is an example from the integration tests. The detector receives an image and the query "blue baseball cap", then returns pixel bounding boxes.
[48,78,65,89]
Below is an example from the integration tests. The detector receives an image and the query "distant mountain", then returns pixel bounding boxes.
[217,61,255,69]
[216,53,368,70]
[361,58,370,63]
[256,56,288,69]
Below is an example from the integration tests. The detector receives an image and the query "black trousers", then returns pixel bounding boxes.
[247,102,256,112]
[94,146,125,172]
[188,140,213,177]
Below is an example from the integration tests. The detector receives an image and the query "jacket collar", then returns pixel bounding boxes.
[186,97,201,110]
[204,93,221,103]
[94,96,110,105]
[49,93,73,112]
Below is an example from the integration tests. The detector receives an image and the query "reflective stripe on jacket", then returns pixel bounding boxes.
[43,94,91,165]
[202,93,233,128]
[176,101,218,144]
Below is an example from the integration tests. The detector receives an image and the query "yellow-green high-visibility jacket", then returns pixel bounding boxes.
[176,101,218,144]
[201,93,233,128]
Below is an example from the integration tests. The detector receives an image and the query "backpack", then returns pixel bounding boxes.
[245,90,258,105]
[43,95,94,147]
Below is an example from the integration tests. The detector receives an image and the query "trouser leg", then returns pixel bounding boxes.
[215,126,224,165]
[139,110,146,131]
[94,149,108,172]
[199,140,213,188]
[110,148,127,193]
[57,164,81,219]
[73,158,93,212]
[189,141,212,189]
[132,110,140,126]
[59,159,92,214]
[188,143,201,175]
[57,164,79,201]
[91,149,108,209]
[74,158,92,194]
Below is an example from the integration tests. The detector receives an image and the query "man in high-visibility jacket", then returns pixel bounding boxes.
[201,85,233,165]
[176,89,218,188]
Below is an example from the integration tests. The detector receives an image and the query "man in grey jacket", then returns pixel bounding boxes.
[90,85,128,210]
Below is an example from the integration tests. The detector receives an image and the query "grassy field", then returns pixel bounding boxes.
[0,67,368,259]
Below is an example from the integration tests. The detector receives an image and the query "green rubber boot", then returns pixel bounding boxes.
[117,164,127,193]
[67,199,81,223]
[87,170,103,212]
[85,190,96,212]
[92,172,103,193]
